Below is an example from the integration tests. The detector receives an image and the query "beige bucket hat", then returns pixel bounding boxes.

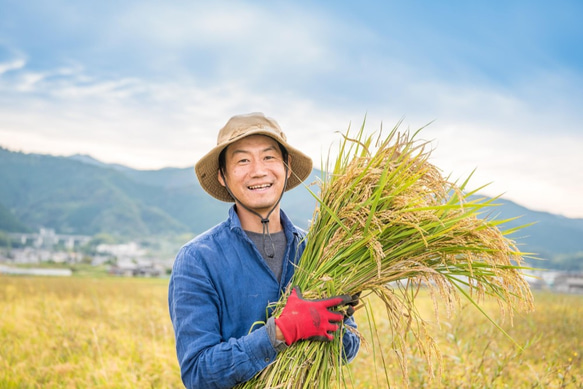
[195,112,313,202]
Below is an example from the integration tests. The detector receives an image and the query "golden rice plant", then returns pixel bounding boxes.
[238,120,534,388]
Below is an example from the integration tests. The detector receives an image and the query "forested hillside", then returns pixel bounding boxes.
[1,146,582,269]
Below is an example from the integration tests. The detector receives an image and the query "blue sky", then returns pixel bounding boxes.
[1,1,582,218]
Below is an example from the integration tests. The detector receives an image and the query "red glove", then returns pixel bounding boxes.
[274,286,351,346]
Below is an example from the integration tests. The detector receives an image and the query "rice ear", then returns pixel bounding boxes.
[237,121,534,388]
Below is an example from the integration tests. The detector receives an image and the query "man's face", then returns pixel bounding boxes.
[218,134,291,216]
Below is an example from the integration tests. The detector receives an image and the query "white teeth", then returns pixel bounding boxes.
[248,184,271,190]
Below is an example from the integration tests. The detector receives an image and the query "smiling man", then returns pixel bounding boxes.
[168,113,360,388]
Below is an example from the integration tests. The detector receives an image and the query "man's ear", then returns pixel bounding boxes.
[217,170,226,187]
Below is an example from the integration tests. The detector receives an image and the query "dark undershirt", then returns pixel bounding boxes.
[244,230,287,282]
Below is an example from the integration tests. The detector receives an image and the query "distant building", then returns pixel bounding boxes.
[97,242,145,257]
[109,260,163,277]
[0,265,72,277]
[8,228,91,249]
[1,230,169,278]
[553,273,583,294]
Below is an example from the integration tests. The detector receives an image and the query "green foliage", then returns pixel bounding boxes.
[0,231,11,248]
[552,252,583,271]
[90,233,119,246]
[0,146,582,269]
[0,148,192,237]
[0,201,29,233]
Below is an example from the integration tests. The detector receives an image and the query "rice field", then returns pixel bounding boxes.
[0,275,581,388]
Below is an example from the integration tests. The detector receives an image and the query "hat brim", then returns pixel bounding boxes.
[195,129,313,202]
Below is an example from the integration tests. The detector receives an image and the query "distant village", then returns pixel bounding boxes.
[0,228,169,278]
[0,228,582,294]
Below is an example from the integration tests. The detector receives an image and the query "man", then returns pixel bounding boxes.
[168,113,360,388]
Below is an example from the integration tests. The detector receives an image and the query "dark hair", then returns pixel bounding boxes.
[218,140,289,175]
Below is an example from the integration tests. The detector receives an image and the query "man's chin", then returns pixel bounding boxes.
[236,200,278,215]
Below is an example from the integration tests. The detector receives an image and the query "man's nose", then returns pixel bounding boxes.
[249,160,268,176]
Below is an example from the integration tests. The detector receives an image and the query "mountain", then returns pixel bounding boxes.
[1,146,582,269]
[486,199,583,257]
[0,201,31,232]
[0,147,192,236]
[480,198,583,270]
[68,154,134,172]
[0,146,315,236]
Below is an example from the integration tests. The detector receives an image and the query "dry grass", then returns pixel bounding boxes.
[0,276,581,388]
[350,291,583,388]
[0,276,181,389]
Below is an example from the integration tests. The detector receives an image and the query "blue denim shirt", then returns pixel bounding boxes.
[168,206,360,388]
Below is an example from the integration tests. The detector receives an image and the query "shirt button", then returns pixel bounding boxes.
[264,357,270,363]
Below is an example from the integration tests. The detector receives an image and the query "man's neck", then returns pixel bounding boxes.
[235,204,283,233]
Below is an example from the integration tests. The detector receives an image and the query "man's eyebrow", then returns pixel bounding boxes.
[230,145,278,156]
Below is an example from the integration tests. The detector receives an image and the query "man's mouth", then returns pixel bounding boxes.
[248,183,272,191]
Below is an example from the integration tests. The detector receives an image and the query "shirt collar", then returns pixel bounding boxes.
[227,204,302,239]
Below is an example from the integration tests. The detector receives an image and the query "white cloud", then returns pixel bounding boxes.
[1,1,582,219]
[2,55,583,220]
[96,1,361,80]
[0,58,26,74]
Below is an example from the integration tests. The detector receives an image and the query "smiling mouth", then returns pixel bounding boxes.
[248,184,272,190]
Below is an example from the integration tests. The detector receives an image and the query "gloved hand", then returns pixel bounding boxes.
[344,291,362,319]
[274,286,351,346]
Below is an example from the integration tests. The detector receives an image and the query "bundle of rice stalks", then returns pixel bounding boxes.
[238,121,534,388]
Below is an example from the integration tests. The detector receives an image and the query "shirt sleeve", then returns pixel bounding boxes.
[168,247,277,389]
[341,316,360,363]
[265,316,288,353]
